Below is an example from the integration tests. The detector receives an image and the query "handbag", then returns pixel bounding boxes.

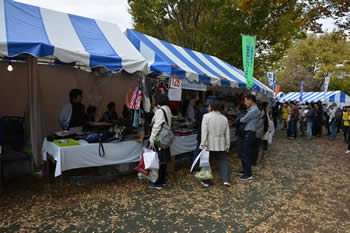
[143,148,159,169]
[84,130,116,157]
[157,108,175,149]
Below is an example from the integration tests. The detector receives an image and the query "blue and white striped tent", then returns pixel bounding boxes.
[279,91,350,106]
[0,0,147,73]
[126,29,273,95]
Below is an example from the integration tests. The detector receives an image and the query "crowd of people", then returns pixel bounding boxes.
[272,101,350,154]
[148,93,274,189]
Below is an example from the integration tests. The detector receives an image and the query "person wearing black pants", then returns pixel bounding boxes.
[149,93,172,190]
[237,95,260,180]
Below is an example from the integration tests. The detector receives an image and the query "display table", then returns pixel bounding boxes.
[42,129,237,177]
[42,139,142,177]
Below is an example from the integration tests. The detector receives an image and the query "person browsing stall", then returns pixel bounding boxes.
[149,93,172,190]
[59,89,86,131]
[200,101,231,187]
[237,94,260,181]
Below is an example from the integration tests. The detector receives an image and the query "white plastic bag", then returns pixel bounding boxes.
[138,169,159,183]
[143,148,159,169]
[199,150,210,168]
[195,167,213,180]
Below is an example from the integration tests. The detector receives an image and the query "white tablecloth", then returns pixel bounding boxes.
[170,134,198,156]
[42,130,237,177]
[42,139,142,177]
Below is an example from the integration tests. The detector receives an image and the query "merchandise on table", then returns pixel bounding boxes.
[53,138,80,147]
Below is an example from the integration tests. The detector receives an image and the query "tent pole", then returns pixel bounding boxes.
[27,56,41,168]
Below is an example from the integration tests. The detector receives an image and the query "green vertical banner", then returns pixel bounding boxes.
[242,35,256,88]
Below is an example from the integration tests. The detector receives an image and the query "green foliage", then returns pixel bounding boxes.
[278,32,350,95]
[128,0,311,80]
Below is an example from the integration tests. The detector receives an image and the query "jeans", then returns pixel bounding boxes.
[307,121,313,137]
[239,131,256,177]
[329,120,337,140]
[210,151,230,183]
[290,120,298,137]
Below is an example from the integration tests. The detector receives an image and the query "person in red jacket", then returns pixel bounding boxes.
[289,101,299,139]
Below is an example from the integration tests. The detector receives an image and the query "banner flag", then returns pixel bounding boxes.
[242,35,256,88]
[265,72,276,91]
[300,81,304,102]
[324,76,330,99]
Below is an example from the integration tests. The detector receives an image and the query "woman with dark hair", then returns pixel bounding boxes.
[200,101,231,187]
[102,102,118,123]
[149,93,172,190]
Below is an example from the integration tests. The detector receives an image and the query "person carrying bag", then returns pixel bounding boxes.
[148,93,173,190]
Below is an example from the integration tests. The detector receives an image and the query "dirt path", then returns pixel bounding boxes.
[0,131,348,232]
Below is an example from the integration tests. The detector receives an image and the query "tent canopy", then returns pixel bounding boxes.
[126,29,273,95]
[0,0,147,73]
[279,91,350,106]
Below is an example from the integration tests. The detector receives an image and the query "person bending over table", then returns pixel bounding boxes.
[59,89,86,131]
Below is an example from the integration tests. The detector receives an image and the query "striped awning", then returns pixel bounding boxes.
[126,29,273,94]
[279,91,350,105]
[0,0,147,73]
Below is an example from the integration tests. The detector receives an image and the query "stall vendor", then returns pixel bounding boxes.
[59,89,86,130]
[102,102,118,123]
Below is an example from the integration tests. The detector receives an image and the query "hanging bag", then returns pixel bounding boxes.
[157,108,175,149]
[143,148,159,169]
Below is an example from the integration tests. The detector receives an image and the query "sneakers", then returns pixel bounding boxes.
[345,150,350,155]
[148,184,163,190]
[236,170,244,176]
[224,182,231,187]
[240,175,253,181]
[201,180,210,187]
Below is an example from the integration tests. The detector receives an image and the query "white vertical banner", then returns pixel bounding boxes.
[324,76,330,99]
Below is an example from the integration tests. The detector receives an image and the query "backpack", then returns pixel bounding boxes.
[157,108,175,149]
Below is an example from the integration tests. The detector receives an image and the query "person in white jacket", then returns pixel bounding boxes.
[200,101,231,187]
[149,93,172,190]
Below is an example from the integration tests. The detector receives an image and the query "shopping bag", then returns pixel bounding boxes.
[134,153,150,175]
[143,149,159,169]
[199,150,210,168]
[137,169,159,183]
[268,133,273,144]
[195,167,213,180]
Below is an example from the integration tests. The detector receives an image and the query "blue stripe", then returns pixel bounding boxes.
[184,49,221,77]
[340,91,346,103]
[203,54,246,88]
[220,79,231,87]
[127,30,186,78]
[5,0,54,57]
[304,92,321,102]
[329,93,335,102]
[159,40,205,75]
[69,14,122,70]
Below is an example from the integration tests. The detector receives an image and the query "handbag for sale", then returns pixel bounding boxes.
[84,130,116,157]
[157,109,175,149]
[143,148,159,170]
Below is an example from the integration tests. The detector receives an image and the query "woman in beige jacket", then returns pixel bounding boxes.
[200,101,231,187]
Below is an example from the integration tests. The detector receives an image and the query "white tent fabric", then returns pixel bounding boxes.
[0,0,147,73]
[278,91,350,106]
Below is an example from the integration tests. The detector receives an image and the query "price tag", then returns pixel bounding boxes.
[170,76,181,89]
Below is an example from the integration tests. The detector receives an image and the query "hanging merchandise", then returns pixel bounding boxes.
[126,88,133,109]
[143,95,151,113]
[130,87,143,110]
[132,110,140,128]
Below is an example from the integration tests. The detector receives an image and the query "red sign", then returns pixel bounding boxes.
[170,76,181,89]
[274,85,280,100]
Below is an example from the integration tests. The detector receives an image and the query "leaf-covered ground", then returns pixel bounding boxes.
[1,131,349,232]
